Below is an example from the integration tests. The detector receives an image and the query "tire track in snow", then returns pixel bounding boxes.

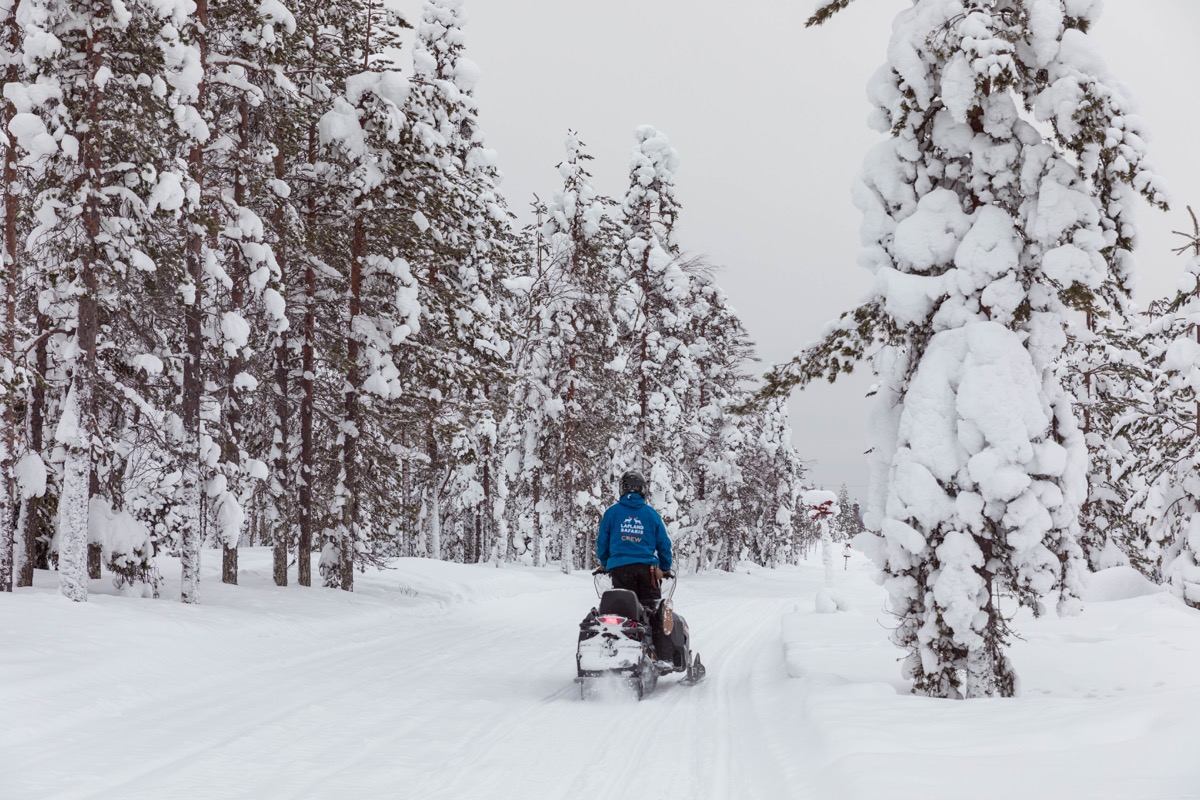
[12,570,826,800]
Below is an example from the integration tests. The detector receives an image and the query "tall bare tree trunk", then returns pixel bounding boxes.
[297,119,318,586]
[561,351,577,574]
[58,16,109,602]
[269,144,290,587]
[337,216,364,591]
[0,3,19,592]
[427,422,441,560]
[221,99,253,587]
[87,463,102,578]
[17,306,48,585]
[180,0,209,604]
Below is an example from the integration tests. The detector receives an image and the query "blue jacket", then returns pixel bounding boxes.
[597,493,672,572]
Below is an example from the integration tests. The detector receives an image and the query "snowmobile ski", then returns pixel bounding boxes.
[679,653,706,686]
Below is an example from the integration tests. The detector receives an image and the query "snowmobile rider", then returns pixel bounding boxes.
[595,471,673,609]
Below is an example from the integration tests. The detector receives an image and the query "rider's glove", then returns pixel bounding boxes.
[663,570,675,579]
[592,566,607,575]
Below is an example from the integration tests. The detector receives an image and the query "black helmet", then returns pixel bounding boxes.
[620,471,647,497]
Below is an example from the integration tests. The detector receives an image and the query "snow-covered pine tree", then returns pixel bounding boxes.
[1042,0,1168,574]
[505,133,622,571]
[832,484,854,541]
[278,0,378,585]
[206,0,294,587]
[692,403,746,571]
[173,0,294,591]
[403,0,512,563]
[253,0,312,587]
[679,264,756,569]
[19,0,200,601]
[731,398,805,569]
[771,0,1168,697]
[2,8,56,591]
[1069,318,1147,570]
[615,125,696,540]
[315,5,425,589]
[1123,208,1200,606]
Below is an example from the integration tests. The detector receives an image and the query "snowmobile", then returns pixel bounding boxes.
[575,570,705,700]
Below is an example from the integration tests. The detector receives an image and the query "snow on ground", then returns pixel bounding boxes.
[2,549,1199,800]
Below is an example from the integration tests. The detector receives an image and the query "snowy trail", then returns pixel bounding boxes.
[5,552,1200,800]
[2,558,823,800]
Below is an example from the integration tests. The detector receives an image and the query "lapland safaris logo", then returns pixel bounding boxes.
[619,515,645,544]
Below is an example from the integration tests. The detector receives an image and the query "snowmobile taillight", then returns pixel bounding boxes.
[599,615,623,625]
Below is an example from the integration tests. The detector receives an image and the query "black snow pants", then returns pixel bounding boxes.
[609,562,661,610]
[610,563,681,665]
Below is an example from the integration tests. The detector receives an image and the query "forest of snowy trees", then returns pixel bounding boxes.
[756,0,1200,698]
[0,0,824,603]
[6,0,1199,706]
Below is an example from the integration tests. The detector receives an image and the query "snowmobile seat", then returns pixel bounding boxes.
[598,588,643,622]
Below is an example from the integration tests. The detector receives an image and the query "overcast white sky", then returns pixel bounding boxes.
[393,0,1200,498]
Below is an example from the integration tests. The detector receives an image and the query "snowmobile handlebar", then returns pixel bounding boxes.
[592,572,677,603]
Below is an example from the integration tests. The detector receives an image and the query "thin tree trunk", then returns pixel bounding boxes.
[562,351,577,574]
[221,98,252,587]
[18,307,48,584]
[0,5,17,591]
[59,16,107,602]
[428,424,441,560]
[297,119,318,588]
[86,467,101,579]
[298,267,314,586]
[271,333,291,587]
[532,467,543,567]
[180,0,209,604]
[338,216,364,591]
[270,145,290,587]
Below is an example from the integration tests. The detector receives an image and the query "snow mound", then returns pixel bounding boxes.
[781,608,807,677]
[1083,567,1162,603]
[815,589,851,613]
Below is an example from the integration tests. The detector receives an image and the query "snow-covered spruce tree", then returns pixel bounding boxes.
[173,0,294,591]
[690,402,745,571]
[769,0,1168,697]
[207,0,293,587]
[402,0,512,563]
[1068,318,1147,569]
[753,417,805,568]
[832,484,855,541]
[615,125,697,541]
[679,266,757,569]
[4,5,71,589]
[714,397,805,569]
[315,10,426,590]
[19,0,199,601]
[1123,209,1200,606]
[253,0,314,586]
[277,0,377,585]
[504,133,622,571]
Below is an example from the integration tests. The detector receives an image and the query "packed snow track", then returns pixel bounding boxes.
[3,551,1199,799]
